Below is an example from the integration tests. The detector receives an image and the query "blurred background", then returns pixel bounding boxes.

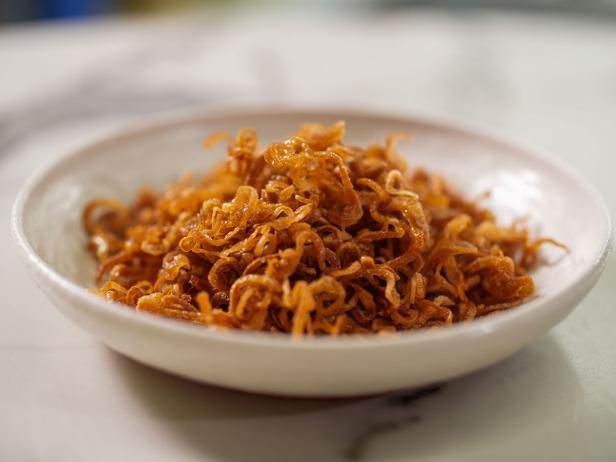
[2,0,616,22]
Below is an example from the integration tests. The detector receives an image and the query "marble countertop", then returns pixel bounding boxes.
[1,8,615,461]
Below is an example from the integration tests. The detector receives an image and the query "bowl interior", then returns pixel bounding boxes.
[20,110,607,305]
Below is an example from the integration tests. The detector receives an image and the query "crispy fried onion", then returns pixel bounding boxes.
[85,121,566,335]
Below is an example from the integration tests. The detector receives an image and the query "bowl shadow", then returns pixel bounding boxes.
[106,333,581,462]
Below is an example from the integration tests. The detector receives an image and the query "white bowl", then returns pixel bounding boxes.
[12,107,611,397]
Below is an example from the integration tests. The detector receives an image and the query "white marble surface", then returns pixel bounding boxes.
[1,8,615,461]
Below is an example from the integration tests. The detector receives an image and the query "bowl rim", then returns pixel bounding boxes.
[11,105,613,350]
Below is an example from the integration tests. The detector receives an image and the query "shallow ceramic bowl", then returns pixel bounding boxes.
[12,108,611,397]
